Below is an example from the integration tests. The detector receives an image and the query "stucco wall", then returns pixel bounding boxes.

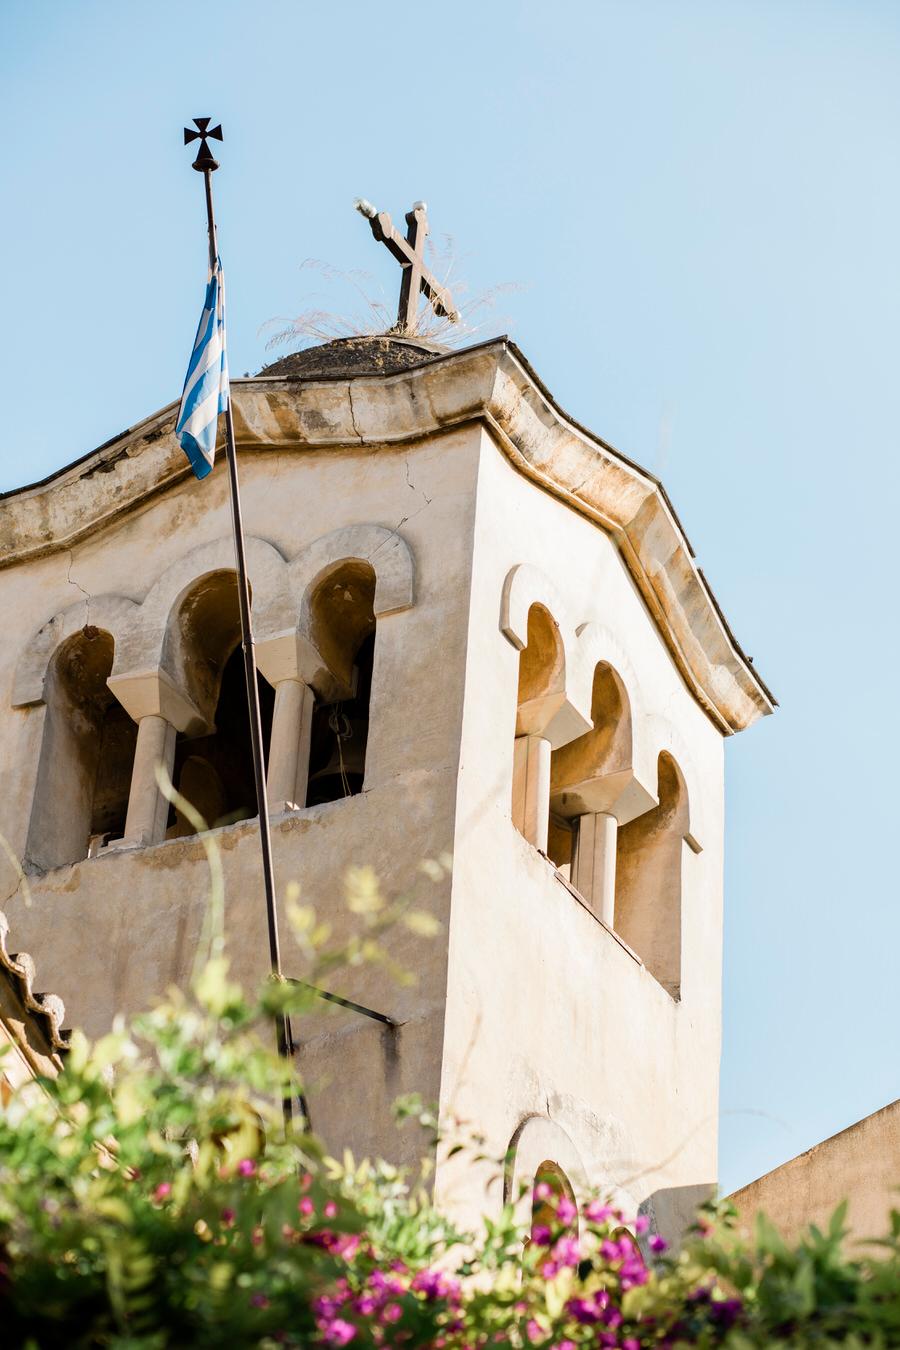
[730,1100,900,1245]
[0,424,482,1169]
[437,427,725,1238]
[0,344,760,1238]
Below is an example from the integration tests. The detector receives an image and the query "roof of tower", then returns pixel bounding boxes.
[259,335,449,380]
[0,336,775,735]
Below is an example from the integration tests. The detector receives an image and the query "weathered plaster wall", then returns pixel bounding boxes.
[0,342,767,1231]
[730,1099,900,1246]
[436,427,725,1240]
[0,424,482,1168]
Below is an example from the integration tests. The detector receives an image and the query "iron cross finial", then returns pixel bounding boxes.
[355,198,459,336]
[183,117,223,173]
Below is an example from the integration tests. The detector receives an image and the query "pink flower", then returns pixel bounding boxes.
[526,1320,545,1344]
[299,1197,315,1217]
[649,1232,668,1254]
[530,1224,553,1246]
[321,1318,356,1346]
[552,1236,581,1267]
[533,1181,552,1202]
[237,1158,257,1178]
[152,1182,172,1202]
[324,1200,338,1219]
[585,1201,614,1224]
[633,1215,649,1234]
[555,1196,577,1225]
[221,1207,235,1226]
[382,1302,402,1323]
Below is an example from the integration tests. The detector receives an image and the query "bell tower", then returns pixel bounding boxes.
[0,332,772,1243]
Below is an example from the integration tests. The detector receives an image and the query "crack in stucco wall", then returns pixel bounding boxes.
[65,552,92,617]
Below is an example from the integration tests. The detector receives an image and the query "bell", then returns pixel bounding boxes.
[306,715,368,806]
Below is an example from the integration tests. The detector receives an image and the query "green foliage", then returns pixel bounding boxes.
[1,860,898,1346]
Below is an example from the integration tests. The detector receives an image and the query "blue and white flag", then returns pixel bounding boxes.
[176,257,229,479]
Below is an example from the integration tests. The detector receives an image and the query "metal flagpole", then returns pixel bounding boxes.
[184,120,301,1127]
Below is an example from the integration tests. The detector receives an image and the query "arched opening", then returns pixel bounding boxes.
[512,604,566,852]
[615,752,689,998]
[304,561,376,808]
[550,662,633,921]
[25,627,136,868]
[530,1160,577,1241]
[166,572,274,836]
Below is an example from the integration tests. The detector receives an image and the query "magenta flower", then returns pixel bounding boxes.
[321,1317,356,1346]
[585,1202,614,1224]
[236,1158,257,1178]
[555,1196,577,1226]
[299,1197,315,1217]
[530,1224,553,1247]
[633,1215,649,1234]
[250,1292,270,1309]
[152,1182,172,1202]
[649,1233,668,1254]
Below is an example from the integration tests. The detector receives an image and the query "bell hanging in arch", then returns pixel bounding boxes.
[306,708,367,807]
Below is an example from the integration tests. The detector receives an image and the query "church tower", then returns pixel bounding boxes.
[0,329,772,1241]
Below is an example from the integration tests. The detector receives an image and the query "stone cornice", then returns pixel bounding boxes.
[0,338,774,734]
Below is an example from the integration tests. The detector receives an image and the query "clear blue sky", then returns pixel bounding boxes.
[2,0,898,1197]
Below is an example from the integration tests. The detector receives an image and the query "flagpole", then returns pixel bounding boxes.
[185,122,301,1127]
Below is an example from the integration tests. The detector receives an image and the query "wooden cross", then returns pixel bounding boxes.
[355,199,459,335]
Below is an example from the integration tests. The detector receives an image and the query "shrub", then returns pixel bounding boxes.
[1,951,899,1348]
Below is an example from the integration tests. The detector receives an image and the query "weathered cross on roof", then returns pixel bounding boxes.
[355,199,459,336]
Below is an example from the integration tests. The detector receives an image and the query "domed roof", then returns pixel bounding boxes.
[258,334,448,381]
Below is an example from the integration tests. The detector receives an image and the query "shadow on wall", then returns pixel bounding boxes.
[639,1182,716,1247]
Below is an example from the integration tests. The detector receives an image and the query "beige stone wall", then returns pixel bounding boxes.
[436,428,725,1237]
[0,342,769,1242]
[0,424,482,1171]
[730,1100,900,1245]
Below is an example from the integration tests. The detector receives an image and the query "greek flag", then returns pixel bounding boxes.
[176,257,229,479]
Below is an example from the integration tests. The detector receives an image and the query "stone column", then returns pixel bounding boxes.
[572,811,618,925]
[267,677,315,812]
[105,666,208,851]
[122,714,177,845]
[512,734,552,852]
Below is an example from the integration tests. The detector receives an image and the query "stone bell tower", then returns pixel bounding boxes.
[0,331,772,1241]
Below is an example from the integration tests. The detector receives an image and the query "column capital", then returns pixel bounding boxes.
[256,629,350,702]
[106,666,210,736]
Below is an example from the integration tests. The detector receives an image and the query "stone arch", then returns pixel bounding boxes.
[547,627,658,901]
[505,1116,588,1229]
[24,625,136,868]
[615,752,692,998]
[110,535,289,682]
[303,558,377,806]
[500,564,590,746]
[291,524,415,630]
[158,566,276,837]
[12,595,138,709]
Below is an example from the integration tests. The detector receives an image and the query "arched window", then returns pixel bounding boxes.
[25,627,136,868]
[304,561,376,807]
[165,572,274,836]
[550,662,636,925]
[530,1160,577,1242]
[615,752,689,998]
[512,604,566,852]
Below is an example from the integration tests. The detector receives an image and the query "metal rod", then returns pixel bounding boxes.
[287,978,397,1027]
[198,162,303,1128]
